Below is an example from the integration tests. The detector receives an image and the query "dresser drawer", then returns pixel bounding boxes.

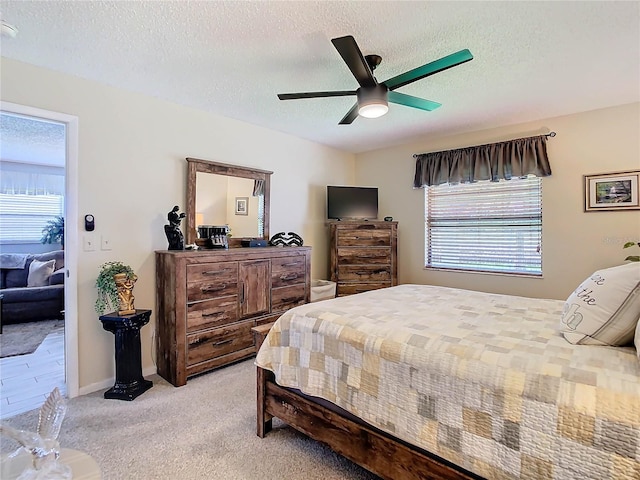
[186,297,238,333]
[187,319,253,366]
[186,262,238,302]
[337,229,391,247]
[187,262,238,282]
[337,282,391,296]
[271,256,306,288]
[337,265,391,282]
[272,284,306,312]
[337,247,391,265]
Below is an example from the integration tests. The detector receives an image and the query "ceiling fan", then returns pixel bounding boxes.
[277,35,473,124]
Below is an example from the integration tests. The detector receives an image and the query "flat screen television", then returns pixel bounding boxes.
[327,185,378,220]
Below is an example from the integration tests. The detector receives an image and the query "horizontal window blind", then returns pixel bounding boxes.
[257,196,265,237]
[424,176,542,275]
[0,193,64,243]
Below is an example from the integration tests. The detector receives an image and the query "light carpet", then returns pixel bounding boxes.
[0,359,379,480]
[0,319,64,358]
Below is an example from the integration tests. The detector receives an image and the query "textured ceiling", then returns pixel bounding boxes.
[0,113,66,166]
[1,1,639,154]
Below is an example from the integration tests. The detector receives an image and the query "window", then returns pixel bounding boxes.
[424,176,542,276]
[0,161,65,244]
[257,195,264,237]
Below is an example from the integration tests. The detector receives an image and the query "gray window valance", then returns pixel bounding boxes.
[413,135,552,187]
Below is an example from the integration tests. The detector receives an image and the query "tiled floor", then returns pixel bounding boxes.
[0,329,66,419]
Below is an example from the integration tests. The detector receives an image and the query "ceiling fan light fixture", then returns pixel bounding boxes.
[358,101,388,119]
[357,85,389,119]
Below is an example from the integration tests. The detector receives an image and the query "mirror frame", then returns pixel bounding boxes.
[186,157,272,248]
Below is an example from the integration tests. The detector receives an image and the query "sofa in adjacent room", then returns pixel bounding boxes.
[0,250,65,324]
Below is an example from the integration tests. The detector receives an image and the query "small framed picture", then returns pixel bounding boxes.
[584,170,640,212]
[235,197,248,215]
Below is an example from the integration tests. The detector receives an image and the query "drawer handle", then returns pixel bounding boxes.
[280,273,298,281]
[357,269,387,276]
[191,337,233,348]
[199,267,232,276]
[280,296,302,303]
[202,311,224,318]
[281,262,300,267]
[202,283,227,293]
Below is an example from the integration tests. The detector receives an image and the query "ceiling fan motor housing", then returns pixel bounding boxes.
[357,84,389,118]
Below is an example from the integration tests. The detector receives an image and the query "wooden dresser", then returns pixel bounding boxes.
[156,246,311,386]
[329,221,397,296]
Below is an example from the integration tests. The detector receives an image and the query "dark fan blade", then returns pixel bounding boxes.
[338,103,359,125]
[278,90,356,100]
[331,36,377,88]
[388,91,441,111]
[383,49,473,91]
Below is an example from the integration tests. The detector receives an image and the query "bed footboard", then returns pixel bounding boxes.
[256,366,480,480]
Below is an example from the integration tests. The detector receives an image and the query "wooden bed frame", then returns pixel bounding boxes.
[256,366,481,480]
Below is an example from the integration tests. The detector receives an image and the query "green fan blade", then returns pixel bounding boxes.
[384,49,473,91]
[388,91,441,111]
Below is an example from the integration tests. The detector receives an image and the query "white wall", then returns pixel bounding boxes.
[355,102,640,300]
[195,172,228,229]
[0,57,355,392]
[225,176,260,237]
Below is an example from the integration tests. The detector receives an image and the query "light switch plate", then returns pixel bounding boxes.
[83,236,96,252]
[101,236,112,251]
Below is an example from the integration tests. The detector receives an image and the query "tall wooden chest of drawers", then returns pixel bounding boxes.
[329,221,397,296]
[156,246,311,386]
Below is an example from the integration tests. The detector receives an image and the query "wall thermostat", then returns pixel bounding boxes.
[84,214,95,231]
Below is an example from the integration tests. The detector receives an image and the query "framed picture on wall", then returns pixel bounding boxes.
[235,197,249,215]
[584,170,640,212]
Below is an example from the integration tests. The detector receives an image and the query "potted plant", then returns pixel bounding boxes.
[95,261,137,315]
[40,216,65,248]
[623,241,640,262]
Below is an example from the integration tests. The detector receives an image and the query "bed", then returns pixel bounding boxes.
[255,284,640,480]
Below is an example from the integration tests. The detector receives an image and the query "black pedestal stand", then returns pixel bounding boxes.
[99,309,153,400]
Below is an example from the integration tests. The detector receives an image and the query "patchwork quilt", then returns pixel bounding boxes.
[256,284,640,480]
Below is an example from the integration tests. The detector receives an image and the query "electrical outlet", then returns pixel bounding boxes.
[101,236,112,251]
[83,236,96,252]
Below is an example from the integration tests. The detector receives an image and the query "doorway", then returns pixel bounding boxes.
[0,101,79,418]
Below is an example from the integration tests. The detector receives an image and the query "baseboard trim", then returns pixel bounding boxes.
[77,365,158,396]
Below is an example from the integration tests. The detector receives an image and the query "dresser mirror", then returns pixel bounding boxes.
[186,157,272,247]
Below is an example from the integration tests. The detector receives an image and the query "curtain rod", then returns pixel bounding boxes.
[413,132,557,158]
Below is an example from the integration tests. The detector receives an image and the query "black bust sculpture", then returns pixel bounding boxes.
[164,205,186,250]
